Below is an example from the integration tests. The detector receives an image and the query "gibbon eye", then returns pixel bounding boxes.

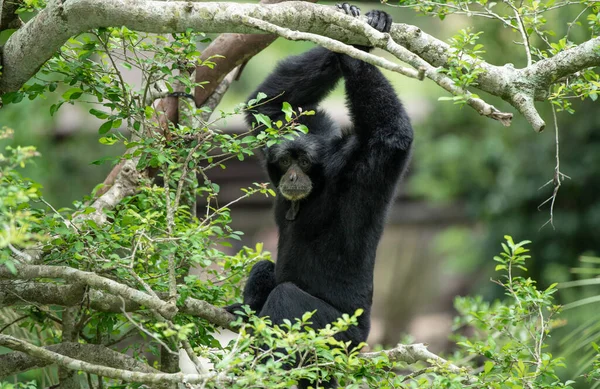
[298,157,311,170]
[280,156,292,168]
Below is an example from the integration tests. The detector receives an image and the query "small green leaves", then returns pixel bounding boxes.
[62,87,83,101]
[248,92,267,107]
[98,120,113,134]
[282,101,294,121]
[98,135,118,145]
[253,113,272,129]
[89,108,109,119]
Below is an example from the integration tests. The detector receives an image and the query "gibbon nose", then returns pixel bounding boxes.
[289,171,297,182]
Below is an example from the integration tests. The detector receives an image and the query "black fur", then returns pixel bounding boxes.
[228,7,413,388]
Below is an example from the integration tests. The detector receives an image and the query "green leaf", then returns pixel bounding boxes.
[256,92,267,102]
[89,108,109,119]
[253,113,272,129]
[98,121,114,134]
[296,124,309,134]
[62,87,83,100]
[282,102,294,122]
[484,360,494,374]
[99,136,118,145]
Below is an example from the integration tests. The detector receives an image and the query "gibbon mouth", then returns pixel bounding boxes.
[279,187,311,201]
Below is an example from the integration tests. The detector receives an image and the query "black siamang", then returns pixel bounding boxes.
[227,4,413,385]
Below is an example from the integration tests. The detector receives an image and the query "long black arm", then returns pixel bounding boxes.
[246,46,342,122]
[339,54,413,151]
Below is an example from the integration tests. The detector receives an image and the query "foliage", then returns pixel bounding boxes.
[0,128,584,388]
[404,3,600,383]
[173,237,575,388]
[438,28,486,106]
[452,237,569,388]
[394,0,600,113]
[0,126,43,272]
[0,25,313,387]
[1,1,600,388]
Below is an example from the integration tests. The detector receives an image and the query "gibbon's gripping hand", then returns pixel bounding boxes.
[336,3,393,34]
[336,3,393,53]
[336,2,360,17]
[365,10,393,33]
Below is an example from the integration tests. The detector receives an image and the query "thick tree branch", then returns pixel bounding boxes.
[0,342,159,378]
[0,334,230,385]
[193,0,318,108]
[390,24,600,131]
[0,264,178,319]
[0,281,236,329]
[2,1,599,131]
[194,34,275,108]
[0,334,474,385]
[525,36,600,84]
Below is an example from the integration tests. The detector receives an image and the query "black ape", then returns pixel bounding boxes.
[228,5,413,385]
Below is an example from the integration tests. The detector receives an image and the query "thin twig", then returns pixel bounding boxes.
[0,315,28,334]
[235,14,422,80]
[118,297,177,356]
[162,167,178,301]
[505,0,532,66]
[566,5,591,40]
[538,101,570,229]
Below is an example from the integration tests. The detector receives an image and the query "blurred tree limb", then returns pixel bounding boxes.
[0,0,22,31]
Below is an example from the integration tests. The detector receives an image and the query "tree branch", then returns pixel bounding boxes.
[74,158,140,226]
[0,342,159,378]
[0,0,23,31]
[0,334,231,385]
[193,0,318,108]
[362,343,466,374]
[2,1,599,131]
[0,281,236,329]
[235,14,422,80]
[525,36,600,85]
[0,334,474,385]
[0,264,178,319]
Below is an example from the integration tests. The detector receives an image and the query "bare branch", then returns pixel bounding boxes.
[362,343,474,383]
[235,14,422,79]
[0,342,159,378]
[0,281,236,329]
[0,264,178,319]
[74,158,141,225]
[2,0,599,131]
[0,334,231,385]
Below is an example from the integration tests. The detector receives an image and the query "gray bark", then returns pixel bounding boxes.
[0,280,236,328]
[1,1,599,131]
[0,342,159,378]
